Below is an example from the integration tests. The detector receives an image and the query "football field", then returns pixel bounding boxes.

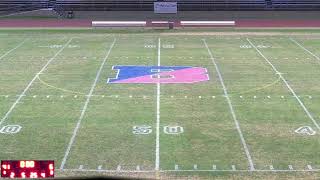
[1,30,320,178]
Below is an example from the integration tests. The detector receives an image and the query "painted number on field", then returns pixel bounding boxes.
[295,126,316,136]
[163,126,184,134]
[257,45,271,48]
[162,44,174,49]
[240,45,271,49]
[0,125,22,134]
[133,125,152,135]
[144,45,156,48]
[240,45,252,49]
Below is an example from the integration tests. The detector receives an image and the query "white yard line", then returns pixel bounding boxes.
[57,168,320,173]
[0,38,28,61]
[0,38,73,127]
[202,39,255,171]
[60,38,116,170]
[155,37,161,171]
[247,38,320,130]
[290,38,320,63]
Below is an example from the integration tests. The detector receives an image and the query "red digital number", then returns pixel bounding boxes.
[41,172,46,178]
[10,172,15,178]
[2,164,10,170]
[21,172,26,178]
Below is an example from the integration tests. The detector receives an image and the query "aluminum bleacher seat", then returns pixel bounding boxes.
[271,0,320,9]
[54,0,267,11]
[0,0,50,15]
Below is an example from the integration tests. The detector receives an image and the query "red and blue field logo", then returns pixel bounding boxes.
[107,66,209,84]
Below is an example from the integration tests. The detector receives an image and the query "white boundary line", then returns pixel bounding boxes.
[58,168,320,173]
[247,38,320,131]
[289,38,320,63]
[0,38,28,62]
[0,38,73,127]
[155,37,161,171]
[60,38,116,170]
[202,39,255,171]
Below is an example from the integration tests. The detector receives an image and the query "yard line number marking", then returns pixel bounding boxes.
[203,39,255,171]
[60,38,116,170]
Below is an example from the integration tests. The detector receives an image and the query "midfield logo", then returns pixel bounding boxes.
[107,66,209,84]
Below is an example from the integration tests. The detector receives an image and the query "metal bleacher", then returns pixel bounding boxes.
[1,0,320,14]
[0,0,50,15]
[54,0,267,11]
[54,0,320,11]
[271,0,320,10]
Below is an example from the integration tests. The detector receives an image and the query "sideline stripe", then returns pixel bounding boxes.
[247,38,320,130]
[203,39,255,171]
[60,38,116,170]
[155,37,161,171]
[0,38,73,127]
[0,38,28,62]
[290,38,320,63]
[58,168,320,173]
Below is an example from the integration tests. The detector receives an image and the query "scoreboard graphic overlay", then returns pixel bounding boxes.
[1,160,54,178]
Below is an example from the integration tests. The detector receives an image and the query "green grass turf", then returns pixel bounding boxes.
[0,29,320,179]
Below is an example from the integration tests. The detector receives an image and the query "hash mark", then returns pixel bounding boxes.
[288,165,293,170]
[79,165,83,170]
[307,165,313,170]
[212,165,216,170]
[231,165,236,171]
[175,165,179,170]
[98,165,102,170]
[269,165,274,170]
[117,165,121,171]
[193,164,198,170]
[136,165,140,171]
